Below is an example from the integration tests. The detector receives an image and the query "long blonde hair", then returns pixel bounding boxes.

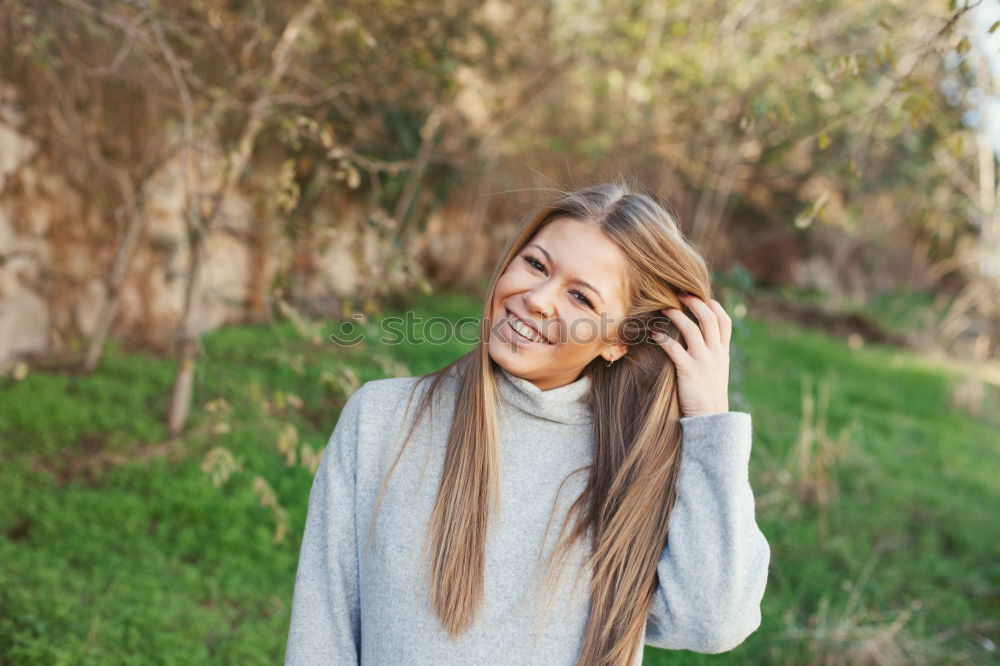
[362,178,714,666]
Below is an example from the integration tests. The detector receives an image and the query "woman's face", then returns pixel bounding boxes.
[488,217,629,391]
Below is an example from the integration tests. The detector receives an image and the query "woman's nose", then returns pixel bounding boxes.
[524,283,555,318]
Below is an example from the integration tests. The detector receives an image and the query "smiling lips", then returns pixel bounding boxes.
[504,307,551,344]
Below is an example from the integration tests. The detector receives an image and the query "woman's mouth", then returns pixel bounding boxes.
[504,307,551,345]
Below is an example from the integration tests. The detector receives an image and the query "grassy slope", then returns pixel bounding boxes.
[646,316,999,665]
[0,291,996,664]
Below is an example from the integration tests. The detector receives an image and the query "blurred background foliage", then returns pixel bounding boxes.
[1,0,999,664]
[1,0,997,350]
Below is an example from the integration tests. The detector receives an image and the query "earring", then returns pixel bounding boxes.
[605,354,615,367]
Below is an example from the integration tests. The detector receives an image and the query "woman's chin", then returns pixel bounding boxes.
[489,338,544,373]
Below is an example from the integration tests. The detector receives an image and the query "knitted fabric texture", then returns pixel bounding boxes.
[284,365,770,665]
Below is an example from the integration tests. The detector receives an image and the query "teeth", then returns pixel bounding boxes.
[508,316,546,343]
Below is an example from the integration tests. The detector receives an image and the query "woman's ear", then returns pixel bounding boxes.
[603,343,628,363]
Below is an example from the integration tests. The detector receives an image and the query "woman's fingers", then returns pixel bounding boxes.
[705,298,733,348]
[653,294,733,418]
[681,294,723,349]
[651,328,689,368]
[660,295,714,353]
[660,305,705,356]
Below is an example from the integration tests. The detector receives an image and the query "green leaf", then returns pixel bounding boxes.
[989,20,999,34]
[956,37,971,55]
[950,133,964,158]
[818,133,831,150]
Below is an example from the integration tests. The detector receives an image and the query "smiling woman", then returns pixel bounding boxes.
[284,180,770,666]
[489,219,629,391]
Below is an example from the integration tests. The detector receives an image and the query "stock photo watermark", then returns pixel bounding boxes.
[328,311,677,347]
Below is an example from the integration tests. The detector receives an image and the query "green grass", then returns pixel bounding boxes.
[682,316,1000,665]
[1,290,997,664]
[755,284,945,340]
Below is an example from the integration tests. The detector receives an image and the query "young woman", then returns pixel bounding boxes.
[284,182,771,666]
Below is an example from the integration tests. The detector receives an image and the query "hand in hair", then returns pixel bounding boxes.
[652,294,732,418]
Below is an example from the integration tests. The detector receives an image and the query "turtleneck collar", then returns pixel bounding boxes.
[495,365,594,426]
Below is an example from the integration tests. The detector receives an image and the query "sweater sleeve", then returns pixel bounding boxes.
[643,411,771,653]
[284,384,368,666]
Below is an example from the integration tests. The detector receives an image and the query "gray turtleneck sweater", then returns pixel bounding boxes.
[284,365,770,665]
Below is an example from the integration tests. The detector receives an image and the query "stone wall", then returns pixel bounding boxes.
[0,82,428,370]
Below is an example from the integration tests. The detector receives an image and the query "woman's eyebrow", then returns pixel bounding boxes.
[527,243,604,303]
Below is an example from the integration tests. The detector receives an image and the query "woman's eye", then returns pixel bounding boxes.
[523,255,594,309]
[571,290,594,308]
[524,256,545,272]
